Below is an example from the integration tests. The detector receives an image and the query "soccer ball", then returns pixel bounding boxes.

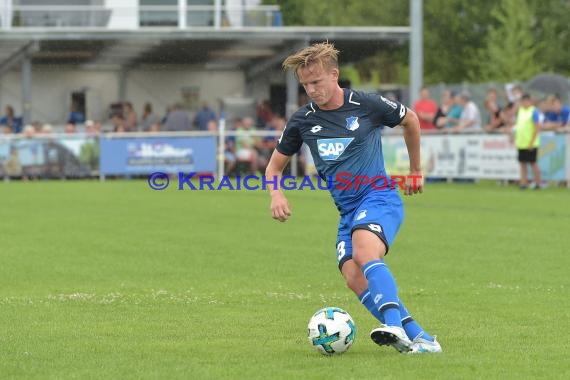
[307,307,356,355]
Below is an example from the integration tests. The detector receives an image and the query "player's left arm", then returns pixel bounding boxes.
[399,109,423,196]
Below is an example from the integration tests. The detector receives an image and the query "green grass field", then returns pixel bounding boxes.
[1,180,569,379]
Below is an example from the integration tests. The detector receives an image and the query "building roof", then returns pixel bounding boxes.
[0,27,410,74]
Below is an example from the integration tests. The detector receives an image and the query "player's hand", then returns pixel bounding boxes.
[270,192,292,222]
[405,171,424,196]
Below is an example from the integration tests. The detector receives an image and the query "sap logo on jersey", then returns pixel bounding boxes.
[317,138,354,160]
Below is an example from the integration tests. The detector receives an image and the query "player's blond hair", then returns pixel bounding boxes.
[282,42,339,77]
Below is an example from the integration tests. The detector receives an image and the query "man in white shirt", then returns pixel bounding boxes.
[450,92,481,132]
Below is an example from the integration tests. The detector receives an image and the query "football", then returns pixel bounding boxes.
[307,307,356,355]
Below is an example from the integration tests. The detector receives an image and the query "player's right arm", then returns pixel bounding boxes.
[266,116,303,222]
[266,150,292,222]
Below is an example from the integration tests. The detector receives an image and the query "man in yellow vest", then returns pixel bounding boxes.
[514,94,543,189]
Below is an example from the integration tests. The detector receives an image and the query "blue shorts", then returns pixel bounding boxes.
[336,191,404,270]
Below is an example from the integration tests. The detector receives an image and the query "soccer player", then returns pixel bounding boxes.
[265,42,441,354]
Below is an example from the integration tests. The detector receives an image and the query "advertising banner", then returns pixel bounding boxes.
[382,133,565,181]
[99,135,216,175]
[0,135,98,178]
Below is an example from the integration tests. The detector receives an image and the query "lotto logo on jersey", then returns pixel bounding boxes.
[317,138,354,161]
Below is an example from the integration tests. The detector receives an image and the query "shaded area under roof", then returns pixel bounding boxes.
[0,27,410,72]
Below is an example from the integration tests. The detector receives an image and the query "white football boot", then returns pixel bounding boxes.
[409,335,442,354]
[370,325,413,353]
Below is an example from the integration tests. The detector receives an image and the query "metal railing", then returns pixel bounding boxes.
[1,4,282,29]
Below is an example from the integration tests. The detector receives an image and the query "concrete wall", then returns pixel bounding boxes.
[0,66,245,125]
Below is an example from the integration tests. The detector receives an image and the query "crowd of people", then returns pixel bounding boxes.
[1,85,569,183]
[412,85,570,134]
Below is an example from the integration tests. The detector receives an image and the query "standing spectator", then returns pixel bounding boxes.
[413,87,438,130]
[0,105,23,133]
[450,92,481,133]
[67,102,85,125]
[193,102,217,131]
[162,104,191,131]
[514,94,543,189]
[140,102,160,132]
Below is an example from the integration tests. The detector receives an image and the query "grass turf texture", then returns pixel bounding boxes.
[1,180,568,379]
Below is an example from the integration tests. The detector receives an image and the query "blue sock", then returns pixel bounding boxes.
[362,259,402,328]
[399,301,434,342]
[358,289,384,324]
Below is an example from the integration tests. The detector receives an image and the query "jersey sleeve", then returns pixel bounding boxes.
[360,92,407,128]
[275,115,303,156]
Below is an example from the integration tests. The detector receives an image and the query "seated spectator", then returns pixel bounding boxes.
[449,92,481,133]
[235,117,260,175]
[258,116,285,172]
[123,102,138,131]
[0,105,23,133]
[64,122,77,134]
[256,100,274,128]
[207,119,218,132]
[3,147,22,178]
[193,102,217,131]
[140,102,160,132]
[543,94,570,131]
[483,88,504,132]
[435,91,462,129]
[40,124,54,135]
[111,114,126,133]
[22,125,36,138]
[433,90,453,129]
[162,104,191,131]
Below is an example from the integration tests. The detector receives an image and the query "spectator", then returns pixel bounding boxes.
[22,124,36,138]
[543,94,570,131]
[67,102,85,125]
[40,124,53,134]
[413,87,438,130]
[162,104,191,131]
[123,102,138,131]
[235,116,260,175]
[140,102,160,132]
[258,116,285,172]
[3,146,22,178]
[206,119,218,132]
[483,88,504,132]
[433,90,453,129]
[256,100,274,128]
[111,114,126,133]
[64,122,77,134]
[450,92,481,133]
[0,105,23,133]
[85,120,98,136]
[435,92,462,129]
[193,102,217,131]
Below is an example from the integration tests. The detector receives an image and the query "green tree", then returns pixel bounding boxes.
[530,0,570,75]
[262,0,408,83]
[472,0,543,82]
[422,0,496,84]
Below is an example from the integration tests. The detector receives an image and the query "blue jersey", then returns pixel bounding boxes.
[276,89,407,215]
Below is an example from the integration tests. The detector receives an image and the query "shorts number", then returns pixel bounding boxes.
[337,241,346,262]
